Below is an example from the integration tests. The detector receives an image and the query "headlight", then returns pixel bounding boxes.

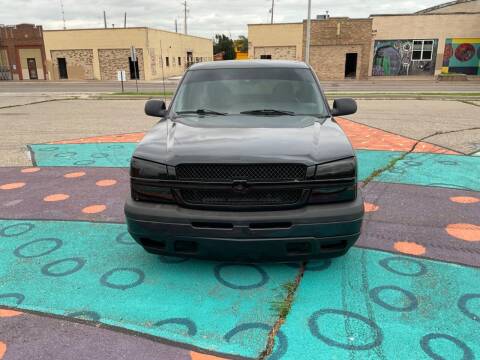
[315,157,356,180]
[308,185,357,204]
[130,158,175,203]
[130,157,169,179]
[131,184,175,203]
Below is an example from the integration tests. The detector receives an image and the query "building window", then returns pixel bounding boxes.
[166,56,170,67]
[178,56,181,66]
[260,55,272,59]
[412,40,434,61]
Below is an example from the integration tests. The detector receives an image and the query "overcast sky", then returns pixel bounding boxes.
[1,0,446,39]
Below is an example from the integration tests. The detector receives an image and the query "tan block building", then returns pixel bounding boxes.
[248,23,304,61]
[248,19,372,80]
[302,18,372,80]
[43,27,213,80]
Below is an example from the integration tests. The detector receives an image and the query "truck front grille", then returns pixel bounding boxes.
[179,188,303,207]
[176,163,306,182]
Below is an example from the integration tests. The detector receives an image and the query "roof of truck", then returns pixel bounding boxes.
[189,60,309,70]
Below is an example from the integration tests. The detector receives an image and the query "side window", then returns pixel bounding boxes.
[178,57,181,66]
[166,57,170,67]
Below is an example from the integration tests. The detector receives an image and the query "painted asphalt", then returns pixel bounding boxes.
[0,219,296,358]
[0,310,208,360]
[0,117,479,359]
[279,248,480,360]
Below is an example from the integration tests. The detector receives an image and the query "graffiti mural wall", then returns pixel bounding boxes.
[442,38,480,76]
[372,39,438,76]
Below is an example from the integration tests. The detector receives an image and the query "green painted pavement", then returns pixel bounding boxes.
[376,152,480,191]
[275,248,480,360]
[0,219,298,358]
[355,149,402,181]
[29,143,136,167]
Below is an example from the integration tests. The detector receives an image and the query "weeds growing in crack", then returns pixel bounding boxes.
[270,280,298,319]
[259,263,305,360]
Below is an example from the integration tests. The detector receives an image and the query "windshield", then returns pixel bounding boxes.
[171,67,329,117]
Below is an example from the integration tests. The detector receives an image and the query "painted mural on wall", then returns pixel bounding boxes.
[372,39,437,76]
[442,38,480,76]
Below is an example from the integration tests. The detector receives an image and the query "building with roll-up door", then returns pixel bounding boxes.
[42,27,213,80]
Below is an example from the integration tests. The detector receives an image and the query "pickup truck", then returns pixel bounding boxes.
[124,60,364,261]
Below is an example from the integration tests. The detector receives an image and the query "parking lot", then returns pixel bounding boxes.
[0,93,479,359]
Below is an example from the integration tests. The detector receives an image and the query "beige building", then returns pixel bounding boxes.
[248,23,304,61]
[43,27,213,80]
[370,0,480,76]
[248,18,372,80]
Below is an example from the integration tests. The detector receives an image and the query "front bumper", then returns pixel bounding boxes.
[124,193,364,261]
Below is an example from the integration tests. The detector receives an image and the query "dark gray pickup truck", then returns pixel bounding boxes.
[125,60,364,261]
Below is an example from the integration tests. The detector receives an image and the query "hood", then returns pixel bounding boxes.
[133,115,354,166]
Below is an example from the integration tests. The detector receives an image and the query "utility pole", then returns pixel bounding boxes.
[270,0,274,24]
[60,0,66,30]
[305,0,312,64]
[183,1,188,35]
[175,19,178,33]
[124,12,127,28]
[103,10,107,28]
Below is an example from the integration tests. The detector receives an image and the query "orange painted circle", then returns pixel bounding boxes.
[364,202,379,212]
[190,351,228,360]
[449,196,479,204]
[96,179,117,187]
[394,241,426,256]
[82,204,106,214]
[43,194,70,202]
[21,167,40,173]
[0,309,23,317]
[0,182,26,190]
[445,223,480,242]
[64,171,86,178]
[0,341,6,359]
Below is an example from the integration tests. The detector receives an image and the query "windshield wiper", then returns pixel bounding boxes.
[176,109,227,116]
[240,109,295,116]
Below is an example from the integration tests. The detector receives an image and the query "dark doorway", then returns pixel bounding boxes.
[129,57,140,79]
[27,58,38,79]
[344,53,357,78]
[57,58,68,79]
[186,51,193,68]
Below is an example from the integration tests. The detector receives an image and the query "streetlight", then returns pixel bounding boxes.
[305,0,312,64]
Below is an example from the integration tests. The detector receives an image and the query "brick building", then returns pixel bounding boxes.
[248,18,372,80]
[0,24,47,80]
[303,18,372,80]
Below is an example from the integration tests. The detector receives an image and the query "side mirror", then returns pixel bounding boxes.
[145,99,167,117]
[331,98,357,117]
